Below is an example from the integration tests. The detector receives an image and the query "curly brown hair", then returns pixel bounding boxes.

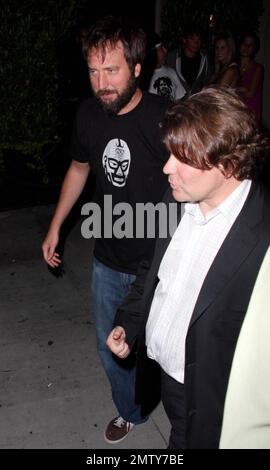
[161,86,270,180]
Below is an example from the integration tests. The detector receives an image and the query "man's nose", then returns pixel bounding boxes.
[98,72,109,90]
[163,154,176,174]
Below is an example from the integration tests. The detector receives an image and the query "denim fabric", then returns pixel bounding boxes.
[91,257,147,424]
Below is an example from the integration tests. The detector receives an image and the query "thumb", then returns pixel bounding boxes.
[113,326,125,341]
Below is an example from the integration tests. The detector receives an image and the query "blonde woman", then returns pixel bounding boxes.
[210,33,239,86]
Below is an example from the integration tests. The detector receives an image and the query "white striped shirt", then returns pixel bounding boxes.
[146,179,251,383]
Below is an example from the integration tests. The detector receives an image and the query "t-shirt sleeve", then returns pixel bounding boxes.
[69,107,90,163]
[155,108,170,163]
[144,95,170,164]
[156,131,169,164]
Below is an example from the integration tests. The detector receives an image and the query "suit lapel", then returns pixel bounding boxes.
[189,183,266,327]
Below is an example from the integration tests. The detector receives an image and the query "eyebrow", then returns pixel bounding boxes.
[104,66,120,70]
[88,65,120,71]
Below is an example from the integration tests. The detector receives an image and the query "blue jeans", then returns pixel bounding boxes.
[91,257,147,424]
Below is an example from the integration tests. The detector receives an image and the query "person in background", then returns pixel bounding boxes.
[237,32,264,123]
[107,86,270,449]
[220,245,270,449]
[42,16,169,445]
[148,35,185,101]
[209,32,239,86]
[166,24,209,97]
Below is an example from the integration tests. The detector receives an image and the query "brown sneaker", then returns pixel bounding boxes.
[104,416,135,444]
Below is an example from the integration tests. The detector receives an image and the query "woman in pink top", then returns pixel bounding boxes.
[237,33,264,123]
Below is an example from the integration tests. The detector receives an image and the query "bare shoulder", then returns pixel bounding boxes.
[254,62,264,72]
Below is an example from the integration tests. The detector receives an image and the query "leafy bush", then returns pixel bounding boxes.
[0,0,78,181]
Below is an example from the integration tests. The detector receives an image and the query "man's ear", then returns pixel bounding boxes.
[218,163,233,179]
[134,63,141,78]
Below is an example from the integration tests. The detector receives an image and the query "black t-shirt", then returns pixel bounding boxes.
[70,92,169,274]
[181,51,201,88]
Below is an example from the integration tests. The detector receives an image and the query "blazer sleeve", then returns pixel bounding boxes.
[114,258,151,349]
[114,188,180,350]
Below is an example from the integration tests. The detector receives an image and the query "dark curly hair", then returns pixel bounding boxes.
[82,16,146,72]
[161,86,270,180]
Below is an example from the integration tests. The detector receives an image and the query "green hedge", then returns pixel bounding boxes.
[0,0,79,180]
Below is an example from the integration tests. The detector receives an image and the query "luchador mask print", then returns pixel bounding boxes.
[102,138,131,187]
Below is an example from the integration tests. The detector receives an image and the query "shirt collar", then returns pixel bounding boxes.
[184,180,252,226]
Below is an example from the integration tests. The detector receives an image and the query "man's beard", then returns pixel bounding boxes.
[94,75,137,115]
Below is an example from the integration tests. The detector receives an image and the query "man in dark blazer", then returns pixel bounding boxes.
[107,86,270,449]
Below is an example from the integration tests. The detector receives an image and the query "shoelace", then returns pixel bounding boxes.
[113,417,126,428]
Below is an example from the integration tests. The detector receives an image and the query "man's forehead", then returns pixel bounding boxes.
[87,40,124,62]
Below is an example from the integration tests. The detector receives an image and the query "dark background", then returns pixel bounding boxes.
[0,0,157,211]
[0,0,268,211]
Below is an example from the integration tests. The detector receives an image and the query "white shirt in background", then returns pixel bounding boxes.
[149,65,186,101]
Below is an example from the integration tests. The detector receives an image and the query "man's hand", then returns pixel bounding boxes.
[42,228,61,268]
[106,326,130,359]
[41,160,90,269]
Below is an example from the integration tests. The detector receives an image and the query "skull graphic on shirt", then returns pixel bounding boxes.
[102,138,131,187]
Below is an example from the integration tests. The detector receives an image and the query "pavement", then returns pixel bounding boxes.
[0,204,170,449]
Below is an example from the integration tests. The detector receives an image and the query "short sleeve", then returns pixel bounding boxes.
[69,114,89,163]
